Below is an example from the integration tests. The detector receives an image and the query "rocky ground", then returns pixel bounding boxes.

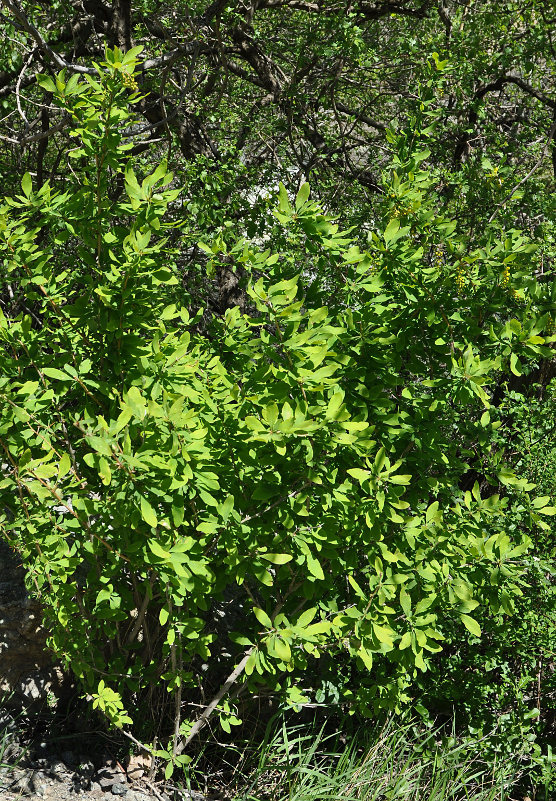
[0,750,210,801]
[0,713,217,801]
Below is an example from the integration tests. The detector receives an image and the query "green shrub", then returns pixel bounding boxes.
[0,50,554,773]
[413,387,556,787]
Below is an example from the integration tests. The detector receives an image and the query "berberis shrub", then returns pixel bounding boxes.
[1,50,555,773]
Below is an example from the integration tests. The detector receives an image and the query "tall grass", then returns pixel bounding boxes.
[231,718,535,801]
[0,721,12,768]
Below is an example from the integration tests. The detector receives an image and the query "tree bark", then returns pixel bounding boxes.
[110,0,132,50]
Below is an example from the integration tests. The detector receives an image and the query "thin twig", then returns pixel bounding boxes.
[15,48,35,126]
[240,480,312,524]
[126,575,154,646]
[142,779,166,801]
[120,728,156,756]
[0,0,95,73]
[174,647,254,756]
[19,114,71,145]
[488,119,556,224]
[1,0,207,76]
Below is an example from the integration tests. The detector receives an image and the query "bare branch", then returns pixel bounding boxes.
[261,0,320,10]
[476,73,556,110]
[15,49,36,127]
[0,0,96,73]
[140,41,212,72]
[335,101,386,132]
[174,647,255,755]
[19,114,71,145]
[488,118,556,224]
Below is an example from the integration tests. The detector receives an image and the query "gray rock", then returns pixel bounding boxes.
[13,769,46,796]
[98,766,126,791]
[73,773,93,792]
[126,792,151,801]
[0,765,12,791]
[2,740,23,762]
[112,782,129,796]
[48,759,68,779]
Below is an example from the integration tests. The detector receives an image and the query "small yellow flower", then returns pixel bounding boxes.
[122,72,139,92]
[455,261,466,294]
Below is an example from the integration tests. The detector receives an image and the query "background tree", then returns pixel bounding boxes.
[0,0,555,245]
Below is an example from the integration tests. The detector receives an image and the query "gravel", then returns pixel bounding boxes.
[0,752,210,801]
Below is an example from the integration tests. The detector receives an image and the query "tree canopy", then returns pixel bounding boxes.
[1,0,555,232]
